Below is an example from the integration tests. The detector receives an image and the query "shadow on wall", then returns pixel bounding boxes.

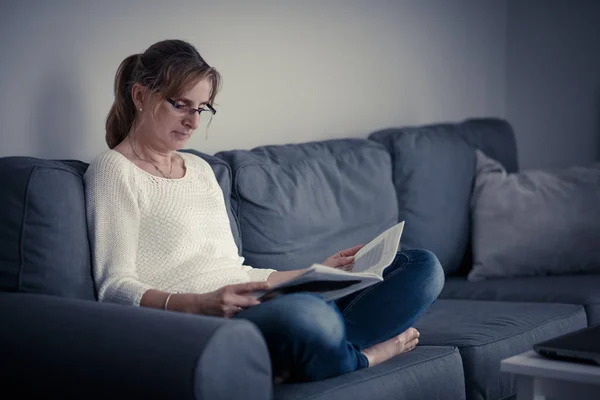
[34,68,86,160]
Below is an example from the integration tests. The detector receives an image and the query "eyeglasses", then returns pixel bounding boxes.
[166,98,217,116]
[165,98,216,140]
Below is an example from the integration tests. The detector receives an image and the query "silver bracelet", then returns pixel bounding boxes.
[164,292,177,311]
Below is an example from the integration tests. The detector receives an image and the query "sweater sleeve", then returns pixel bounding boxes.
[240,264,276,282]
[84,156,153,306]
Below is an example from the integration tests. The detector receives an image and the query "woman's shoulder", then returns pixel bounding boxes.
[84,150,135,185]
[178,151,214,175]
[89,149,128,165]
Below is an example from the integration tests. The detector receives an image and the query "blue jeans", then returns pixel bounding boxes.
[234,249,444,382]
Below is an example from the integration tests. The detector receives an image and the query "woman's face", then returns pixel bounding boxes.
[139,78,212,151]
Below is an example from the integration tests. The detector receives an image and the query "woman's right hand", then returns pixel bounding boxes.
[192,281,271,318]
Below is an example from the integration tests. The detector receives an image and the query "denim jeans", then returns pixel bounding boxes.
[234,249,445,382]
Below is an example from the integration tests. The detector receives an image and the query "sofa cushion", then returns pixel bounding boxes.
[368,123,475,275]
[0,157,96,300]
[216,139,398,271]
[469,150,600,282]
[369,118,518,276]
[414,299,587,400]
[274,346,464,400]
[180,149,242,254]
[459,118,519,174]
[441,275,600,325]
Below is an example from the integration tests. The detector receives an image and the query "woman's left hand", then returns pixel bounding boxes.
[321,244,365,271]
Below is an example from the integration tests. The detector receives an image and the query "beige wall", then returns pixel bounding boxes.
[0,0,507,161]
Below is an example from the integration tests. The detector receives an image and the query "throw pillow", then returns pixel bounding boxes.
[469,150,600,282]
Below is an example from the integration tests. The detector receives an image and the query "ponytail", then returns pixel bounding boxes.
[105,54,140,149]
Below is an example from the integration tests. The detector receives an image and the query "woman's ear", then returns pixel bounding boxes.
[131,83,147,111]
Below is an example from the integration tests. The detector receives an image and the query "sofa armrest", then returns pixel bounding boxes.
[0,293,272,400]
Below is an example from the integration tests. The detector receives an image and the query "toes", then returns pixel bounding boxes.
[406,338,419,352]
[401,327,420,341]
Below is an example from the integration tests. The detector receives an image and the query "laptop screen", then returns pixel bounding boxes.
[536,325,600,353]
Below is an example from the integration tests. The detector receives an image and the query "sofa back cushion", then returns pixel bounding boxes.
[0,157,96,300]
[181,150,242,254]
[459,118,519,173]
[369,118,518,275]
[217,139,398,271]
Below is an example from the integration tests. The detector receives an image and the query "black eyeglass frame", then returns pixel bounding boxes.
[166,98,217,116]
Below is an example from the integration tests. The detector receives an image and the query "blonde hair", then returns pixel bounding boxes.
[105,39,221,149]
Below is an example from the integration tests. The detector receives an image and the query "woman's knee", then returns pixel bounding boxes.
[401,249,445,301]
[265,294,345,349]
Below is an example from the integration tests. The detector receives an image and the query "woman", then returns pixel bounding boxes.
[84,39,444,383]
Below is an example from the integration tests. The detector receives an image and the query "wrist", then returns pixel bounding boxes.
[167,293,199,313]
[164,292,177,310]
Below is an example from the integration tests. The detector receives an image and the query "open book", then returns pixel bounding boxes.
[253,221,405,302]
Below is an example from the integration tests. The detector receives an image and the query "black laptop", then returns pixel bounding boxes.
[534,325,600,366]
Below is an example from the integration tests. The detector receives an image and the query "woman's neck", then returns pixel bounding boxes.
[128,133,174,170]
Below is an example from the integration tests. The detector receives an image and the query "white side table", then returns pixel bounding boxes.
[501,350,600,400]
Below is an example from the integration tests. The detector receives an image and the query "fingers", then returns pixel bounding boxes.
[220,293,262,317]
[335,263,354,271]
[223,304,243,318]
[338,244,366,257]
[227,293,261,308]
[329,256,355,268]
[227,281,272,294]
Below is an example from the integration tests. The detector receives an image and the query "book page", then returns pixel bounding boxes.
[351,221,404,276]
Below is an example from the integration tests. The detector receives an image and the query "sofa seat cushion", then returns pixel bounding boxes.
[217,139,398,271]
[441,275,600,325]
[274,346,464,400]
[414,299,587,400]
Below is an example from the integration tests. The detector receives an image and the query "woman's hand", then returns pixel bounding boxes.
[321,244,365,271]
[192,281,272,318]
[267,269,310,286]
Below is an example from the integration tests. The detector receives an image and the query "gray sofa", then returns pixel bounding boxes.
[1,118,596,400]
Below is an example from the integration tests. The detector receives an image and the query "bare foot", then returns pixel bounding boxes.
[362,327,420,367]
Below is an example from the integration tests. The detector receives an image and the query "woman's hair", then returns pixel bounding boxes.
[105,39,221,148]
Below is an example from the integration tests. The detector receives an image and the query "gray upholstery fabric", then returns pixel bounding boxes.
[216,139,398,271]
[446,118,519,277]
[459,118,519,174]
[0,157,96,300]
[274,346,464,400]
[0,292,273,400]
[196,318,273,400]
[441,275,600,325]
[469,150,600,282]
[369,123,476,275]
[180,149,242,254]
[369,118,519,277]
[414,299,587,400]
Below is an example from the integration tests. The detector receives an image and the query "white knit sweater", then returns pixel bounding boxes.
[84,150,275,306]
